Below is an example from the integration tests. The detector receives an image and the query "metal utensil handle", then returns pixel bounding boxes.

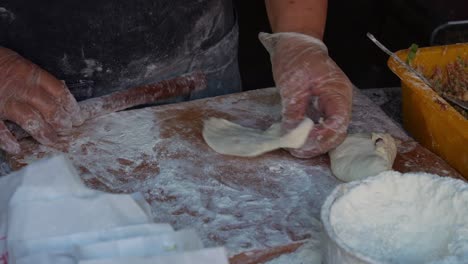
[443,95,468,111]
[366,33,434,88]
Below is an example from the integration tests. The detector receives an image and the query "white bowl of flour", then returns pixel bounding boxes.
[320,171,468,264]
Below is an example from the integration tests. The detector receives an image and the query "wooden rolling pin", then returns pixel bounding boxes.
[6,71,207,140]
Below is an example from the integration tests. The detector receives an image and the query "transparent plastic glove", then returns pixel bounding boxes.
[0,47,83,154]
[259,32,353,158]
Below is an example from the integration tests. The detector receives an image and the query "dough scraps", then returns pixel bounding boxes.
[202,118,314,157]
[328,133,397,182]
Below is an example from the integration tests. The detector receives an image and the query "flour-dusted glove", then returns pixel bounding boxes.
[0,47,83,154]
[259,32,353,158]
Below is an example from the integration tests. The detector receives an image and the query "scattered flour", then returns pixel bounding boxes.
[80,59,103,78]
[329,171,468,263]
[10,88,415,257]
[13,90,339,256]
[265,218,323,264]
[265,238,322,264]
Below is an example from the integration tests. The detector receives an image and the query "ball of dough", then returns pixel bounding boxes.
[328,133,397,182]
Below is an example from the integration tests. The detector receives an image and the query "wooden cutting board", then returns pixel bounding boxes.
[6,88,463,263]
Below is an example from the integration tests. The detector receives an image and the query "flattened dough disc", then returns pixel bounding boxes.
[202,118,314,157]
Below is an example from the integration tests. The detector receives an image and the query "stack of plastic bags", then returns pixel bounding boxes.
[0,155,228,264]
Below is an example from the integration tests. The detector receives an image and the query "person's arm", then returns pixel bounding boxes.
[265,0,327,39]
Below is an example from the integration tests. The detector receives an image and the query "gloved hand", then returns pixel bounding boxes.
[259,32,353,158]
[0,47,83,154]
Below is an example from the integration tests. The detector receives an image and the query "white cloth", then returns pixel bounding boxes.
[6,156,155,262]
[76,229,203,260]
[0,155,228,264]
[79,247,229,264]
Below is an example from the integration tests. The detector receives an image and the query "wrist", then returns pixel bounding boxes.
[259,31,327,53]
[266,0,328,41]
[273,27,324,41]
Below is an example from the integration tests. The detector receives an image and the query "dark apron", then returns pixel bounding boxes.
[0,0,241,102]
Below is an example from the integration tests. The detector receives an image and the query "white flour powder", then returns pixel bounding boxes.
[330,171,468,263]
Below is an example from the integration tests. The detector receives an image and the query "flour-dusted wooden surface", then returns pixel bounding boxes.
[6,88,463,263]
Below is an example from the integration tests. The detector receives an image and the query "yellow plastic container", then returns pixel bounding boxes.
[387,43,468,178]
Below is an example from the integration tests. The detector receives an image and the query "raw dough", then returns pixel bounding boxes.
[202,118,314,157]
[329,171,468,263]
[328,133,397,182]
